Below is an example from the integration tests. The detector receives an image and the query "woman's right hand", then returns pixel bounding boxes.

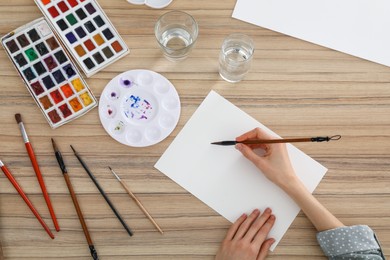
[236,128,345,233]
[235,127,299,189]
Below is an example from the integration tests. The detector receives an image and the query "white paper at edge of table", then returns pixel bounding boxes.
[154,90,327,251]
[232,0,390,67]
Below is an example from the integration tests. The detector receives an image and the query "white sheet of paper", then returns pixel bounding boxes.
[155,90,327,250]
[232,0,390,67]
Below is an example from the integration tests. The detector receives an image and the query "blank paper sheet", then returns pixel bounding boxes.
[233,0,390,67]
[155,90,327,250]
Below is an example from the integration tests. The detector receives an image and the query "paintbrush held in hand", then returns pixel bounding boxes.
[15,113,60,232]
[211,135,341,146]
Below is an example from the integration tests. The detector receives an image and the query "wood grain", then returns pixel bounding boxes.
[0,0,389,259]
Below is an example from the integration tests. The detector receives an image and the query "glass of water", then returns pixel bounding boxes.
[219,33,254,83]
[155,11,198,61]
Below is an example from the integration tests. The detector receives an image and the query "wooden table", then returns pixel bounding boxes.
[0,0,389,259]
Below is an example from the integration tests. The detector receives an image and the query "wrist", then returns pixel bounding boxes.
[278,174,304,195]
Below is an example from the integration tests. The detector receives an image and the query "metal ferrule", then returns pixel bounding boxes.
[0,160,4,167]
[19,123,29,143]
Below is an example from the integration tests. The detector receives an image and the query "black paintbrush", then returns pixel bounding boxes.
[211,135,341,146]
[70,145,134,237]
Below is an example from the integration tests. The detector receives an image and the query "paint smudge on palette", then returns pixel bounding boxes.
[112,120,125,134]
[104,104,116,118]
[109,91,120,100]
[34,0,129,77]
[123,95,154,121]
[1,18,97,128]
[120,77,136,88]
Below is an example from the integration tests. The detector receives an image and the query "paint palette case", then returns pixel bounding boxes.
[34,0,129,77]
[99,70,181,147]
[1,18,97,129]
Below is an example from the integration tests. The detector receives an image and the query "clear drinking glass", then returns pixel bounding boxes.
[154,11,198,61]
[219,33,254,83]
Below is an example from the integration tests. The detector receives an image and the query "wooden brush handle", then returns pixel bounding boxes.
[63,173,94,245]
[120,181,163,234]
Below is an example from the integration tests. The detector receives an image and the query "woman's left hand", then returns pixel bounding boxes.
[215,208,276,260]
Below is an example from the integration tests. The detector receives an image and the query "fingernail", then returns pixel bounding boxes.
[270,215,276,220]
[235,144,242,151]
[241,213,247,218]
[265,208,271,214]
[249,209,258,217]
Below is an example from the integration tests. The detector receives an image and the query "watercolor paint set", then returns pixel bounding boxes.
[1,18,97,128]
[34,0,129,77]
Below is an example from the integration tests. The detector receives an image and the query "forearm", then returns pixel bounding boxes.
[280,177,344,232]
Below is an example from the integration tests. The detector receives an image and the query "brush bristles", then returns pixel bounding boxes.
[51,138,58,152]
[108,166,121,181]
[70,145,76,154]
[15,113,22,124]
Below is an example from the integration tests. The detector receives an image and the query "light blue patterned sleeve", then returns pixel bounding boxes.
[316,225,385,260]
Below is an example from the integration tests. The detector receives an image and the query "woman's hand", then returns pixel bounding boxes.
[236,128,344,232]
[215,208,275,260]
[235,127,298,189]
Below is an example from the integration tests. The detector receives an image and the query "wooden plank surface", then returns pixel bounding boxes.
[0,0,389,259]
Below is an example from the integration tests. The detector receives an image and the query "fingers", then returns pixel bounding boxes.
[242,208,272,242]
[236,143,266,168]
[233,209,260,240]
[221,209,275,260]
[236,127,272,142]
[257,238,275,260]
[225,213,247,241]
[253,214,276,246]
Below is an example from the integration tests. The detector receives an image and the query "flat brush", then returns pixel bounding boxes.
[108,166,164,234]
[51,139,98,260]
[70,145,134,237]
[15,113,60,232]
[211,135,341,146]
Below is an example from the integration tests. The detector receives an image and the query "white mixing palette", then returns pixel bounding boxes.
[99,70,180,147]
[127,0,172,9]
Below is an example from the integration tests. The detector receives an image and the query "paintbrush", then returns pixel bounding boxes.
[211,135,341,146]
[108,167,164,234]
[51,139,98,260]
[0,239,4,260]
[70,145,134,237]
[0,159,54,239]
[14,113,60,232]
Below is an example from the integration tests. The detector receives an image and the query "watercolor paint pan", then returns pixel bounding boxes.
[34,0,129,77]
[1,18,97,129]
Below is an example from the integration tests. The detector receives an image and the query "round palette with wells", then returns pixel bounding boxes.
[126,0,172,9]
[99,70,181,147]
